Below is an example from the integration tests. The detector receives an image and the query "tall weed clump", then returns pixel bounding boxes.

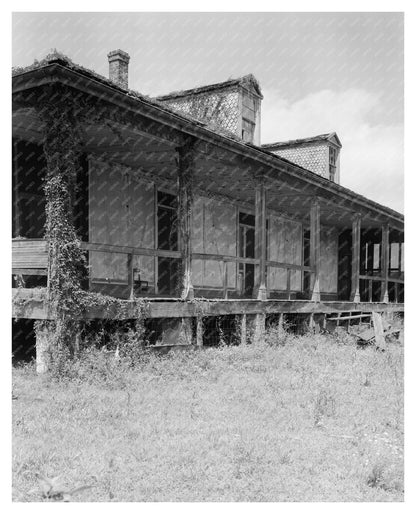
[44,320,149,386]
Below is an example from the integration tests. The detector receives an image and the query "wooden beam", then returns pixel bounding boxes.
[196,317,203,346]
[12,139,22,237]
[127,252,134,300]
[310,200,321,302]
[177,137,196,300]
[381,224,390,303]
[254,177,267,300]
[351,214,361,302]
[240,314,247,345]
[12,288,405,320]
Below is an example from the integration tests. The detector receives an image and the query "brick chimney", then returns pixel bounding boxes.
[107,50,130,89]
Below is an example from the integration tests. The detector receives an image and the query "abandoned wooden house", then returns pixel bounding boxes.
[12,50,404,365]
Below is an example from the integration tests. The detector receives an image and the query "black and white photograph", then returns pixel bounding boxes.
[9,6,408,505]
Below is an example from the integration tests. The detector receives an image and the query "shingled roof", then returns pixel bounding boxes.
[156,74,263,101]
[262,132,342,149]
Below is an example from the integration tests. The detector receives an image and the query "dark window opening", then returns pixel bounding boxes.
[329,146,337,182]
[157,190,179,295]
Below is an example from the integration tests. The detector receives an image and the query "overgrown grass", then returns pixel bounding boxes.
[12,331,403,501]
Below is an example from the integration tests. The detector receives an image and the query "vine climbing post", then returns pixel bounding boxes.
[177,136,196,300]
[36,83,86,371]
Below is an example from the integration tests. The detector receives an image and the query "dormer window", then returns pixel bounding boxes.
[242,118,255,142]
[262,133,342,184]
[329,146,337,182]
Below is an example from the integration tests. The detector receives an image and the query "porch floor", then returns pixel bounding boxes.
[12,288,404,320]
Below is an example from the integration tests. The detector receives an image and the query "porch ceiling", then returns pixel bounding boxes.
[12,103,403,233]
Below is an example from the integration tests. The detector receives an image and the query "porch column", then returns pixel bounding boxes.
[381,224,390,303]
[254,176,267,300]
[310,200,321,302]
[351,214,361,303]
[177,138,195,300]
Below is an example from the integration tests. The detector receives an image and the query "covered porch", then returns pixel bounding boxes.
[12,62,404,311]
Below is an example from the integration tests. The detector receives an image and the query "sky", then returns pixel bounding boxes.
[12,12,404,212]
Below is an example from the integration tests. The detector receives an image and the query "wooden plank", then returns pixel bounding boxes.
[327,313,371,321]
[254,178,267,300]
[127,252,134,300]
[267,260,311,272]
[372,312,386,350]
[223,262,228,299]
[12,268,48,276]
[11,287,405,321]
[240,313,247,345]
[351,215,361,302]
[192,253,258,265]
[381,225,390,302]
[82,242,181,259]
[177,138,195,300]
[359,274,404,284]
[310,200,321,302]
[196,317,203,346]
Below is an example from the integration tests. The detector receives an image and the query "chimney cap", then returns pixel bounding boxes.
[107,49,130,63]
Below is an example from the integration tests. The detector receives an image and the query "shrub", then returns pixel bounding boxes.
[264,318,292,347]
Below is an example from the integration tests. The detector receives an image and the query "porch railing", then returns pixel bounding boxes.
[13,239,404,302]
[359,273,404,303]
[13,239,314,299]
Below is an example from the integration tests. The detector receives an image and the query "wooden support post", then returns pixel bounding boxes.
[196,317,203,346]
[309,313,314,332]
[254,176,267,300]
[127,252,134,300]
[253,312,266,344]
[351,214,361,303]
[372,312,386,350]
[381,224,390,303]
[180,318,193,344]
[177,138,195,300]
[240,314,247,346]
[223,261,228,299]
[12,139,22,237]
[310,200,321,302]
[35,323,52,374]
[336,312,341,327]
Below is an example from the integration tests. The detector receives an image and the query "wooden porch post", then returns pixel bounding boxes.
[177,138,195,300]
[12,139,22,237]
[351,214,361,303]
[254,176,267,300]
[381,224,390,303]
[310,200,321,302]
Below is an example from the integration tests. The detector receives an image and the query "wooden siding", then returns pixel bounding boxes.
[89,158,155,285]
[191,196,237,288]
[12,239,48,269]
[267,215,303,292]
[320,225,338,293]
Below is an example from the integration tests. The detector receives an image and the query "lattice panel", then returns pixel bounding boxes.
[271,144,328,178]
[161,89,240,135]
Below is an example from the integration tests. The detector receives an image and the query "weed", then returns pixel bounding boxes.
[12,332,403,501]
[313,387,336,426]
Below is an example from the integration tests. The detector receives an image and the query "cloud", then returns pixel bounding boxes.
[261,88,403,213]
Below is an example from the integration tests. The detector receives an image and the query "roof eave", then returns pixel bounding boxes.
[12,64,403,227]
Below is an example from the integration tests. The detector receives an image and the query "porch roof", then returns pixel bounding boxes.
[12,54,403,231]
